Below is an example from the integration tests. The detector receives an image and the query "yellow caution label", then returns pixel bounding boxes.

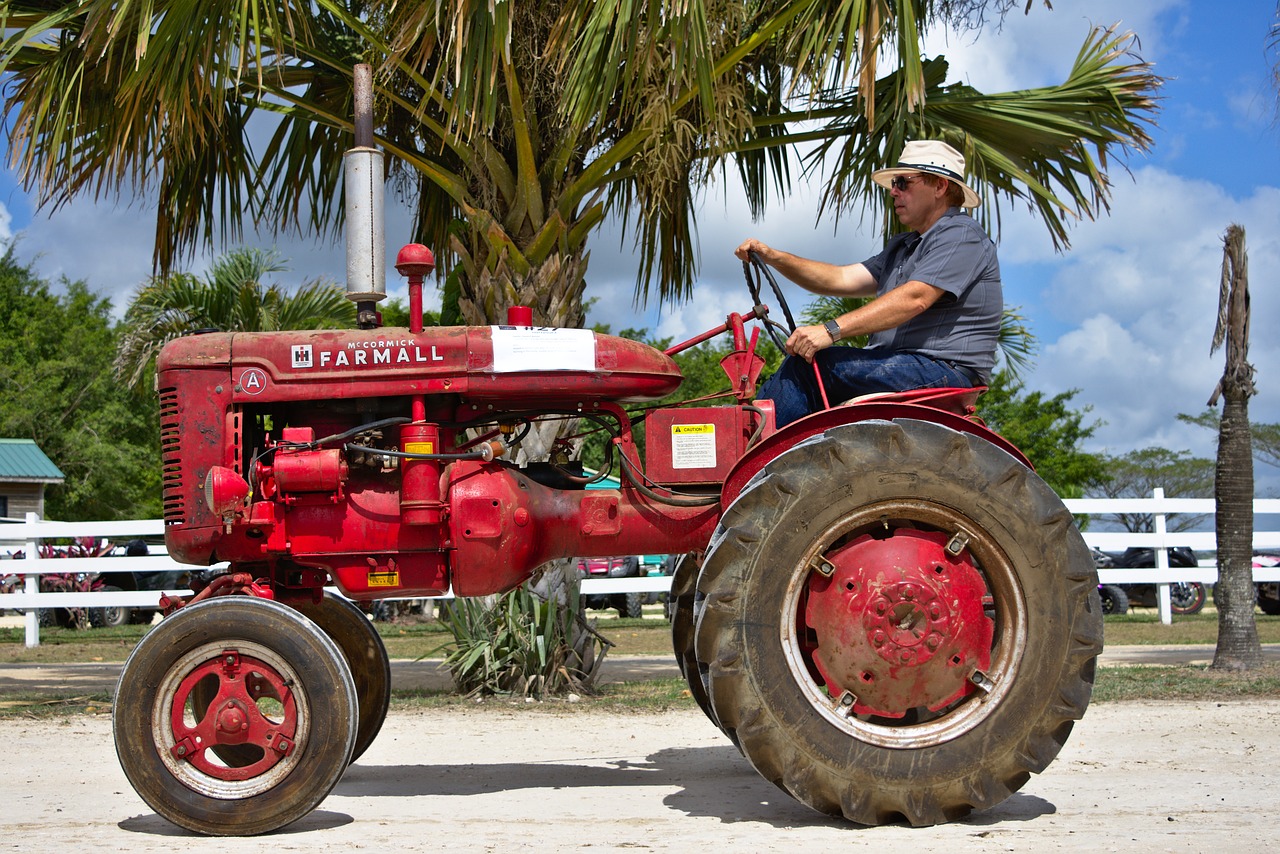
[671,424,714,435]
[404,441,435,455]
[368,571,400,587]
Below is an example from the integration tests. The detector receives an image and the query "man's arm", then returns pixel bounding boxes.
[735,238,877,297]
[784,280,946,363]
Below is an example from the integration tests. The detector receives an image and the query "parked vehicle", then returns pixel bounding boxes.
[1252,554,1280,615]
[88,539,189,628]
[1092,546,1207,615]
[577,555,644,617]
[3,538,187,629]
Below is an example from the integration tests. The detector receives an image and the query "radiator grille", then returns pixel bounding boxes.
[159,388,185,525]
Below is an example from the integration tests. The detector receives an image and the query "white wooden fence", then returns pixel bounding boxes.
[5,494,1280,647]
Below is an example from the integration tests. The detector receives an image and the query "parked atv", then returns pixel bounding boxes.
[1093,546,1206,615]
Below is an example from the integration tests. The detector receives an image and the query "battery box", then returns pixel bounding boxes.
[644,406,758,486]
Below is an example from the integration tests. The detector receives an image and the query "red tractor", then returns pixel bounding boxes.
[111,69,1102,836]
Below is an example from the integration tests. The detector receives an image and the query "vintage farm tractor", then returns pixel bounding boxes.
[111,69,1102,837]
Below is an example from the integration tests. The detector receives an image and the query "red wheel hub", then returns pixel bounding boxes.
[802,529,993,718]
[168,650,298,781]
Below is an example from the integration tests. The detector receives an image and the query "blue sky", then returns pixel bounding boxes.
[2,0,1279,494]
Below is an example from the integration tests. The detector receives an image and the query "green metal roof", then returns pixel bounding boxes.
[0,439,65,482]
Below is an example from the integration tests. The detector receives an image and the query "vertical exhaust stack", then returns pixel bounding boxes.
[345,63,385,328]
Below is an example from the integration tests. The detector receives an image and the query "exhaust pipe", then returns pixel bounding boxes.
[345,63,385,328]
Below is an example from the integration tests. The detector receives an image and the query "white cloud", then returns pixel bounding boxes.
[0,202,11,243]
[921,0,1185,91]
[12,190,427,318]
[1017,167,1280,465]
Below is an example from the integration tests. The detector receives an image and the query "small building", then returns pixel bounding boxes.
[0,439,65,520]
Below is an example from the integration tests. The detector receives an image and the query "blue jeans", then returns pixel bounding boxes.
[757,349,973,427]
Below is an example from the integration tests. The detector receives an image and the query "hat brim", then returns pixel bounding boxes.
[871,166,982,209]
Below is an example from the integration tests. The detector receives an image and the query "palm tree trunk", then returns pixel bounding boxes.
[1210,224,1261,670]
[1212,395,1261,669]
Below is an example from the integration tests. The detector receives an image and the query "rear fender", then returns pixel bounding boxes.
[720,401,1032,510]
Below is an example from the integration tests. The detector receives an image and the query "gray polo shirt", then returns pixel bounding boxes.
[861,208,1002,380]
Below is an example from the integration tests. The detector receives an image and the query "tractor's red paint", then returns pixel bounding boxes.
[156,296,1006,606]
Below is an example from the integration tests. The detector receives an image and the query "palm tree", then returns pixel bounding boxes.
[114,248,355,390]
[1,2,1158,328]
[1208,224,1262,670]
[1,1,1160,695]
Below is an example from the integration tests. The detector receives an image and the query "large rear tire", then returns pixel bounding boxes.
[113,597,357,836]
[694,419,1102,826]
[294,592,391,763]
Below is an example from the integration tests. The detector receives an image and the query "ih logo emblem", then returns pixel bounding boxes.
[291,344,314,369]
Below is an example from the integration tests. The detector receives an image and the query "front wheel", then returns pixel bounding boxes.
[1099,584,1129,616]
[1170,582,1207,615]
[694,419,1102,826]
[89,585,132,628]
[113,597,357,836]
[293,592,391,763]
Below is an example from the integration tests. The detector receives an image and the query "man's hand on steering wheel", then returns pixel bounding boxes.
[738,241,798,353]
[785,324,835,363]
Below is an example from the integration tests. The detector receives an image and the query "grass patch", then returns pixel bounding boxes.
[0,691,116,719]
[1093,663,1280,703]
[1103,611,1280,645]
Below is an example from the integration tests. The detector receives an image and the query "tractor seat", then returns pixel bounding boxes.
[838,386,987,420]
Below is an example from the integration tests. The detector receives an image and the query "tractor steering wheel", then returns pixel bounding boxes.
[742,250,798,352]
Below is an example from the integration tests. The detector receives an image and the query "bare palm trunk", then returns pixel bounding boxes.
[1209,224,1261,670]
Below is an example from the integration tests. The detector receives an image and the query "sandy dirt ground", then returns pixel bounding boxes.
[2,698,1276,853]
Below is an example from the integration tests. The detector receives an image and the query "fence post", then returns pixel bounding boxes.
[1153,489,1173,625]
[24,512,40,648]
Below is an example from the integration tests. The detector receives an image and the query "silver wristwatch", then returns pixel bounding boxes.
[824,319,841,342]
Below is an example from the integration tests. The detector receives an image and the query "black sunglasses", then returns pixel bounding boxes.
[889,174,927,191]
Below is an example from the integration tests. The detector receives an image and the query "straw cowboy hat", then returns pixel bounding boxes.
[871,140,982,208]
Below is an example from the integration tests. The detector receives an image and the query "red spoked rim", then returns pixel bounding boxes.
[780,499,1027,748]
[152,640,312,798]
[168,651,298,781]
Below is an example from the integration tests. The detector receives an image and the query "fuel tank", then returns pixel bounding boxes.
[156,324,683,406]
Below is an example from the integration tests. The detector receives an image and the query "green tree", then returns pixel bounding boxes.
[0,2,1158,328]
[1088,448,1213,533]
[0,247,159,520]
[1178,410,1280,472]
[114,249,355,390]
[976,372,1105,499]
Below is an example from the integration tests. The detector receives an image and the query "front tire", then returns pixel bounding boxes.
[1170,582,1206,615]
[694,419,1102,826]
[89,585,132,629]
[113,597,357,836]
[294,592,391,763]
[1099,584,1129,615]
